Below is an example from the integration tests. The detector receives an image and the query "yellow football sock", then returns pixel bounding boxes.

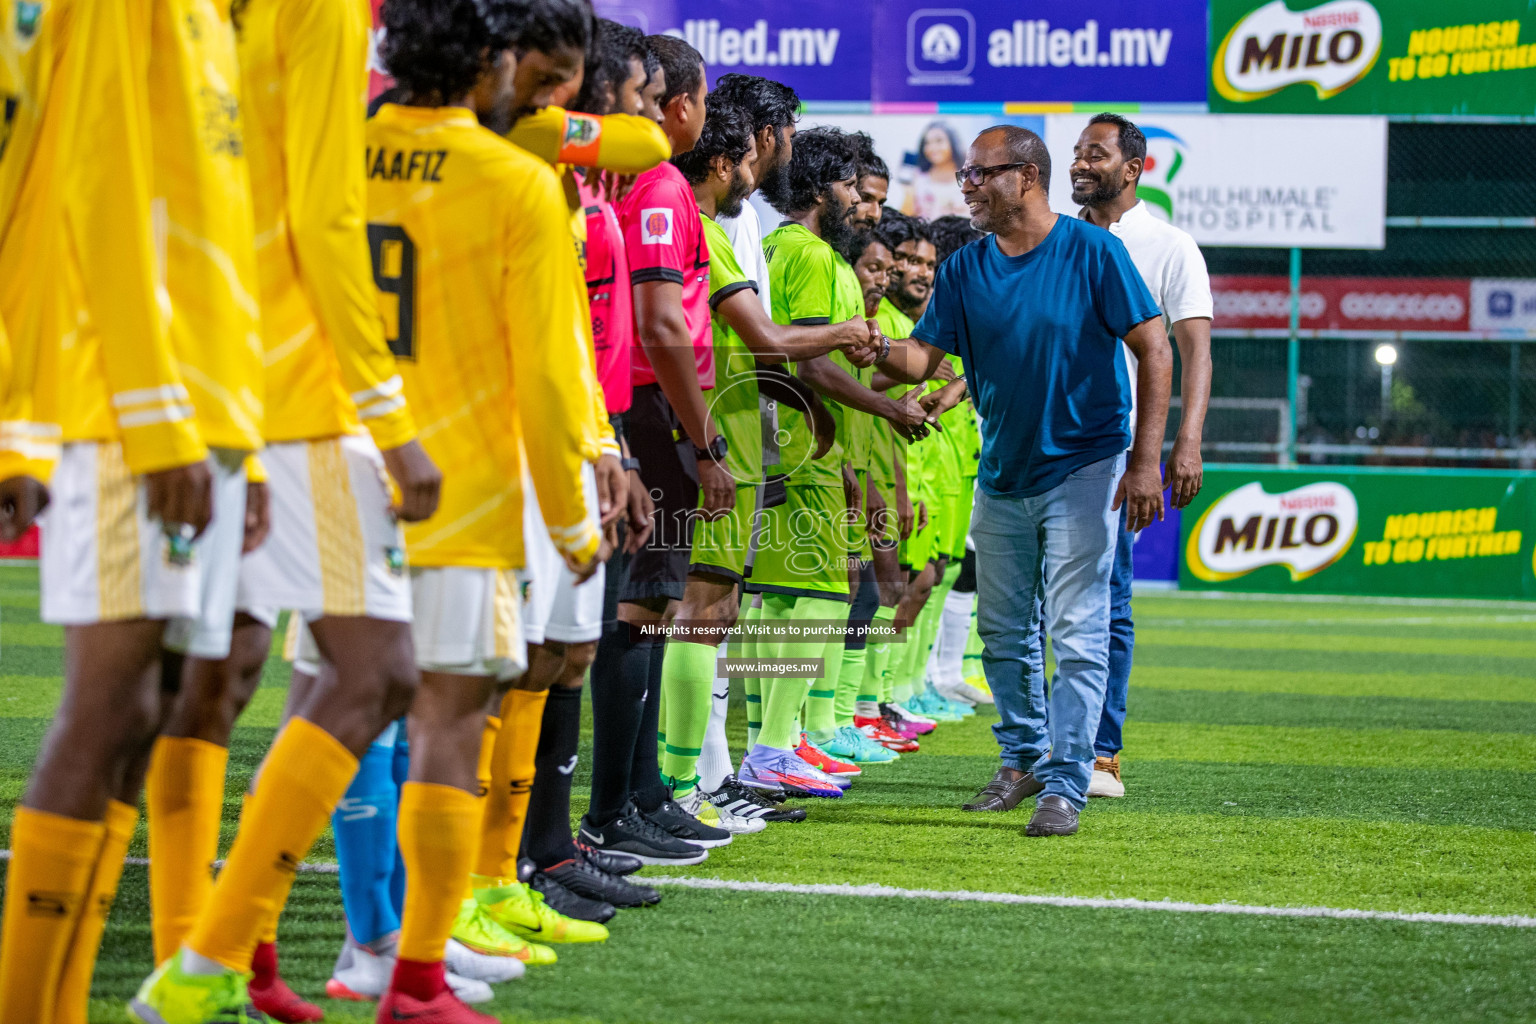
[185,717,358,972]
[476,715,501,802]
[477,690,545,879]
[0,808,105,1023]
[238,791,282,948]
[54,800,138,1024]
[146,736,228,962]
[468,715,502,891]
[397,782,479,963]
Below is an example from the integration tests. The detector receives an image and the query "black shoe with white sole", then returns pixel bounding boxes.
[539,854,662,909]
[708,778,803,824]
[641,796,734,848]
[577,801,709,866]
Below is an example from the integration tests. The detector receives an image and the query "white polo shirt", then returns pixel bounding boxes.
[1079,199,1212,432]
[717,202,773,317]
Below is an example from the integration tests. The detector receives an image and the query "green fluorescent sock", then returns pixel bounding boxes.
[924,561,962,685]
[804,637,842,743]
[739,600,763,745]
[894,598,934,703]
[759,596,844,751]
[915,600,943,690]
[964,602,984,656]
[833,645,866,729]
[859,606,897,717]
[912,572,952,687]
[732,598,758,660]
[658,640,718,795]
[746,595,792,748]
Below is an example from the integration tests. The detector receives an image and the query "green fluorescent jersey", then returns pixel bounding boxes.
[828,256,876,475]
[702,214,763,485]
[876,298,915,491]
[763,222,856,486]
[869,297,915,486]
[924,354,964,498]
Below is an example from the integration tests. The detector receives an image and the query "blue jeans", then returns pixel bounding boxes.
[1095,509,1134,756]
[971,453,1122,809]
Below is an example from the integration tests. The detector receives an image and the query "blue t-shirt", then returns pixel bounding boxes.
[912,216,1160,498]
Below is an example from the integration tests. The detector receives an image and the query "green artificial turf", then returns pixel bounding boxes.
[1,563,1535,1023]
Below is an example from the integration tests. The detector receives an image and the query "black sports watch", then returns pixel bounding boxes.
[620,457,642,472]
[694,435,729,462]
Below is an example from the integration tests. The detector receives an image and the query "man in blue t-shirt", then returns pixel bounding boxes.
[874,125,1171,836]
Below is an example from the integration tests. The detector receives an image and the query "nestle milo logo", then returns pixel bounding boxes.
[1187,481,1358,582]
[1214,0,1382,103]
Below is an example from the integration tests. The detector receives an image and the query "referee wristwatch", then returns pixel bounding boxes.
[620,457,642,472]
[694,435,729,462]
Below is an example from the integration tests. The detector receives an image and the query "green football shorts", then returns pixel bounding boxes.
[746,482,851,601]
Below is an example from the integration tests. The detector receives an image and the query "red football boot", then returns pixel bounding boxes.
[376,988,498,1024]
[249,942,323,1023]
[796,734,862,777]
[853,716,919,753]
[378,960,497,1024]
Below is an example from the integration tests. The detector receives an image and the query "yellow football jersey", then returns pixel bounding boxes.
[148,0,264,452]
[0,0,207,477]
[506,107,670,175]
[365,103,600,569]
[508,106,669,460]
[0,0,46,484]
[235,0,416,450]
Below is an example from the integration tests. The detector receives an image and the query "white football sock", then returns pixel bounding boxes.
[936,589,975,690]
[696,640,734,791]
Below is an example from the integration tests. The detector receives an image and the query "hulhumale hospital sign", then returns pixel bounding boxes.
[593,0,1208,105]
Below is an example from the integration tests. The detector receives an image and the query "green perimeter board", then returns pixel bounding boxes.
[1209,0,1536,115]
[1178,466,1536,599]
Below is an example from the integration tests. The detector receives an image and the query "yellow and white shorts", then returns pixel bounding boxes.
[240,434,411,623]
[40,442,247,659]
[521,461,604,647]
[409,566,527,681]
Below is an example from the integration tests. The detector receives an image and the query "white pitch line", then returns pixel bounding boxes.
[641,876,1536,929]
[5,852,1531,929]
[1141,615,1536,628]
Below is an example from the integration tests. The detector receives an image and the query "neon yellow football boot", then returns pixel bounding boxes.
[128,956,264,1024]
[450,895,557,968]
[471,875,609,944]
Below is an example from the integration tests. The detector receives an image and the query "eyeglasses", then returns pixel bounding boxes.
[955,162,1030,187]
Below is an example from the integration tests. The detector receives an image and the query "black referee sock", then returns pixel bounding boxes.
[630,638,670,814]
[587,622,656,826]
[524,685,584,870]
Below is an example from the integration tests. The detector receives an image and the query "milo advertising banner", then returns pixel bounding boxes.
[1209,0,1536,115]
[1180,468,1536,600]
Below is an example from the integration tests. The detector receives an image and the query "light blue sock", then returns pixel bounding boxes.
[333,720,403,945]
[388,721,409,919]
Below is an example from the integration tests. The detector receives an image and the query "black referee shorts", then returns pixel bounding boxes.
[618,383,698,604]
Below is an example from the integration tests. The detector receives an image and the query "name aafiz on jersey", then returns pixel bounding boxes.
[367,146,448,183]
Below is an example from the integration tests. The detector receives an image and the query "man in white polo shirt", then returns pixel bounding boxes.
[1070,113,1213,799]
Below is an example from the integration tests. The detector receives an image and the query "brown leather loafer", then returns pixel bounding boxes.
[1025,794,1080,836]
[961,766,1044,811]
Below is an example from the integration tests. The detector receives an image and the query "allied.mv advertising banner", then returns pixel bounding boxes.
[594,0,1209,105]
